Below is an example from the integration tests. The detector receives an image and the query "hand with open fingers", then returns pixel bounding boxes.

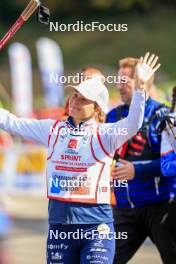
[135,52,161,91]
[111,159,135,181]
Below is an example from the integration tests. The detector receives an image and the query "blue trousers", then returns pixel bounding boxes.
[47,223,115,264]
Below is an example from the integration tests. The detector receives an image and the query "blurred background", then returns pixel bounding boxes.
[0,0,176,263]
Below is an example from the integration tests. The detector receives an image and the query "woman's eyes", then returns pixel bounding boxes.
[73,94,90,103]
[74,93,78,98]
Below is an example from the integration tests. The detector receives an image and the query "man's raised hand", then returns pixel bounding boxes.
[135,52,161,91]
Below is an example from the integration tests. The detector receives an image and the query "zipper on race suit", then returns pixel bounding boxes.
[154,177,160,196]
[116,161,135,208]
[126,183,135,208]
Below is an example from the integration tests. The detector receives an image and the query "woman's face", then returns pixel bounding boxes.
[69,91,97,124]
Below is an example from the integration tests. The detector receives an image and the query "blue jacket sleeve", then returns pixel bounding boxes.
[134,158,163,179]
[161,151,176,177]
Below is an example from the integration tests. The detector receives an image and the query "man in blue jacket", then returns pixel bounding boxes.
[107,56,176,264]
[161,109,176,242]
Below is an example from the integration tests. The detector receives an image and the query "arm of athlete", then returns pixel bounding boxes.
[100,52,161,154]
[0,108,55,147]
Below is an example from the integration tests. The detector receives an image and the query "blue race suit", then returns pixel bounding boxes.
[160,126,176,245]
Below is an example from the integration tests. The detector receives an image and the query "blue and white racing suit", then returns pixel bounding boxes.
[161,123,176,196]
[161,125,176,240]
